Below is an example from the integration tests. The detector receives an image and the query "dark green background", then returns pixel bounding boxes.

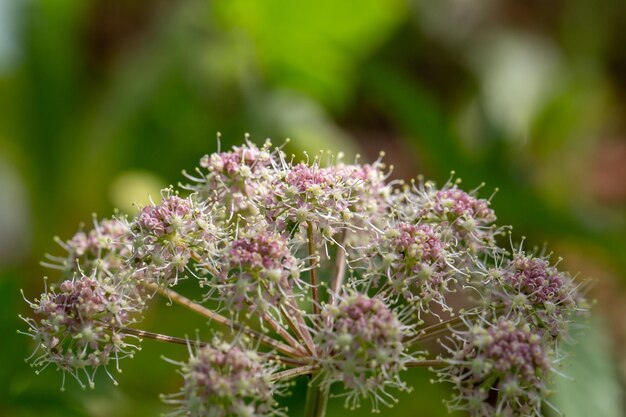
[1,1,624,416]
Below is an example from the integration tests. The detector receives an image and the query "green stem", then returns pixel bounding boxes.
[303,374,329,417]
[270,364,318,382]
[306,221,321,316]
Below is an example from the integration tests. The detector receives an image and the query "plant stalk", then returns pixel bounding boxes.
[303,374,329,417]
[270,364,318,382]
[147,283,304,357]
[329,230,346,298]
[306,221,320,316]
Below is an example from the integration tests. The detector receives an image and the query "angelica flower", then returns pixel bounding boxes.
[488,253,583,337]
[212,228,300,317]
[43,217,133,279]
[404,179,499,254]
[20,274,144,389]
[162,337,284,417]
[131,191,221,286]
[20,139,588,417]
[365,221,455,312]
[315,293,411,411]
[439,317,552,417]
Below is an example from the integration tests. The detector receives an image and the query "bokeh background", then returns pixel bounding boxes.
[1,0,625,416]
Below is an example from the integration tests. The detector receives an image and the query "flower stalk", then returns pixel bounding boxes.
[304,375,330,417]
[150,283,304,357]
[306,221,321,316]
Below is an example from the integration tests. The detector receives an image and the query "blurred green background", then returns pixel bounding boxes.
[1,0,625,416]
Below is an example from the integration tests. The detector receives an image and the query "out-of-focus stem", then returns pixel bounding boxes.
[330,230,346,298]
[406,315,466,344]
[147,283,304,358]
[303,374,329,417]
[118,326,308,367]
[261,311,309,356]
[405,359,447,368]
[270,364,318,382]
[306,221,320,316]
[408,308,493,345]
[258,281,315,356]
[118,327,196,346]
[280,303,316,355]
[267,355,311,367]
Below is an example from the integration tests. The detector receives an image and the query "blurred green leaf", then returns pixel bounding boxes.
[217,0,406,110]
[551,318,624,417]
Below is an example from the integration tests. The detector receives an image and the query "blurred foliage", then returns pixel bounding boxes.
[1,0,625,416]
[553,317,623,417]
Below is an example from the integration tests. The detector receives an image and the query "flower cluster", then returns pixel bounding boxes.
[186,140,274,216]
[315,293,409,411]
[21,275,144,389]
[263,161,374,245]
[440,318,550,416]
[163,338,283,417]
[365,222,453,312]
[482,252,582,337]
[43,217,132,279]
[404,179,499,254]
[213,229,299,317]
[131,192,221,286]
[334,160,390,223]
[22,140,587,417]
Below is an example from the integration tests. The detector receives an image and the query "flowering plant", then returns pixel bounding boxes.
[21,140,587,417]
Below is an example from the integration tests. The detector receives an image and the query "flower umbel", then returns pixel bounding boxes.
[162,337,284,417]
[315,293,410,411]
[213,229,299,317]
[21,274,145,389]
[21,139,588,417]
[439,317,551,417]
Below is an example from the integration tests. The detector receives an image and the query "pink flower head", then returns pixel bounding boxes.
[316,293,408,411]
[22,275,144,389]
[432,188,495,223]
[165,338,282,417]
[442,318,550,417]
[139,195,192,236]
